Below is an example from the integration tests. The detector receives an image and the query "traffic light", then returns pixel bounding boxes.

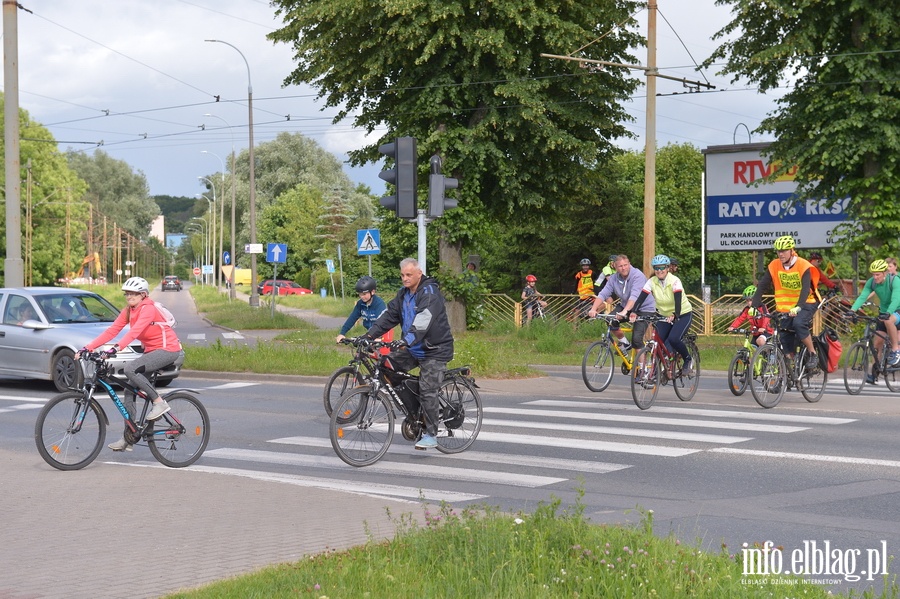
[378,136,417,219]
[427,154,459,218]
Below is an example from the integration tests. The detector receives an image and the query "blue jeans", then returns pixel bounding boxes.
[655,312,693,360]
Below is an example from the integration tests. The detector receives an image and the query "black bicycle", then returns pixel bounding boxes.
[35,352,209,470]
[749,313,827,408]
[323,338,380,417]
[329,337,483,467]
[842,305,900,394]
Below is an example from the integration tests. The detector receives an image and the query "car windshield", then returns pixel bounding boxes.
[36,293,121,323]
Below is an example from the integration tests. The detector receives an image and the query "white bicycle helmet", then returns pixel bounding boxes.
[122,276,150,294]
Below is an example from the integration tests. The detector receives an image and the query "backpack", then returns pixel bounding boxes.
[151,301,177,328]
[814,327,842,373]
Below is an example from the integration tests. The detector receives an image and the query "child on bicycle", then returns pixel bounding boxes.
[728,285,773,348]
[78,276,184,452]
[521,274,548,324]
[336,276,393,351]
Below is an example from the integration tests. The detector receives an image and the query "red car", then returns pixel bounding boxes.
[259,279,313,296]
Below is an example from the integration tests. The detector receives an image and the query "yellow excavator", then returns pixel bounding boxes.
[69,252,103,280]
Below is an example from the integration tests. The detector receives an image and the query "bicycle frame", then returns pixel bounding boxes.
[843,306,900,394]
[749,312,827,407]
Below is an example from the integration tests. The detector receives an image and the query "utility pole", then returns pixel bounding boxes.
[3,0,24,285]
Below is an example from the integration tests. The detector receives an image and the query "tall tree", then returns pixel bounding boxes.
[65,149,160,237]
[270,0,644,328]
[704,0,900,255]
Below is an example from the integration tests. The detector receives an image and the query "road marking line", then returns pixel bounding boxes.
[221,332,245,339]
[204,448,567,487]
[186,334,207,340]
[205,382,258,390]
[110,462,485,503]
[481,418,751,444]
[270,436,631,474]
[490,406,808,433]
[525,400,856,425]
[709,447,900,468]
[475,431,698,456]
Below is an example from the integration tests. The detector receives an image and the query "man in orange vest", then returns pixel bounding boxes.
[749,235,821,370]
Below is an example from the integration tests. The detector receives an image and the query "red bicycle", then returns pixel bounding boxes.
[630,314,701,409]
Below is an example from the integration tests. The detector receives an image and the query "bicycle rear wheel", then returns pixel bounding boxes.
[842,342,867,395]
[727,351,750,396]
[436,376,482,454]
[885,362,900,393]
[673,342,701,402]
[797,349,827,403]
[324,365,364,417]
[330,386,394,467]
[631,348,660,410]
[582,340,615,392]
[750,345,786,409]
[35,392,106,471]
[148,393,210,468]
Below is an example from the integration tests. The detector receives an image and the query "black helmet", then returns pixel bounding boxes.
[580,258,591,266]
[354,276,377,293]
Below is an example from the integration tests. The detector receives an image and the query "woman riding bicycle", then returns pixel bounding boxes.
[78,276,184,452]
[629,254,695,374]
[728,285,773,348]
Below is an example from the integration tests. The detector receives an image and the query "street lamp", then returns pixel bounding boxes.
[190,216,209,285]
[201,149,227,294]
[203,113,237,301]
[205,39,258,307]
[198,176,218,289]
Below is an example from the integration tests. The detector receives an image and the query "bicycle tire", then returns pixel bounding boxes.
[435,376,482,454]
[797,349,827,403]
[750,345,786,409]
[330,386,394,467]
[884,361,900,393]
[324,365,364,417]
[674,342,700,402]
[727,351,750,396]
[842,342,867,395]
[148,393,210,468]
[581,341,615,392]
[35,392,106,471]
[631,347,659,410]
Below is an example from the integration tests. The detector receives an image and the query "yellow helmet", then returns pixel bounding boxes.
[870,259,889,273]
[773,235,795,250]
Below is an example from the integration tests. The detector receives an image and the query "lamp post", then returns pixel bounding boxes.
[190,216,209,285]
[198,176,218,289]
[203,114,237,301]
[201,149,227,295]
[205,39,258,307]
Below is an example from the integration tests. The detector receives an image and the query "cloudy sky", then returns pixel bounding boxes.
[10,0,782,199]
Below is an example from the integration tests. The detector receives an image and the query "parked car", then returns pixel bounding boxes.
[162,275,182,291]
[257,279,313,296]
[0,287,181,391]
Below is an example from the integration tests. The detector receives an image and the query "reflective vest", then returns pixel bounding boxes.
[575,270,595,299]
[768,256,820,312]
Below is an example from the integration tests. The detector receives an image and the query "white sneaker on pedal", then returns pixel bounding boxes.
[147,400,170,420]
[108,437,133,452]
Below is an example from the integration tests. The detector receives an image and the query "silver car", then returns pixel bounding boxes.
[0,287,180,391]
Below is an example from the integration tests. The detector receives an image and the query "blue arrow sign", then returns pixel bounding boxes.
[223,251,231,266]
[357,229,381,255]
[267,243,287,264]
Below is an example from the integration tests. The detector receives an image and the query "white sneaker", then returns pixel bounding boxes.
[108,437,133,452]
[147,400,170,420]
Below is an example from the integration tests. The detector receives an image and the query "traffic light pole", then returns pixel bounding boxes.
[417,210,428,275]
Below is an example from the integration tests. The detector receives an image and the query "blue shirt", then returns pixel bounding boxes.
[339,295,387,335]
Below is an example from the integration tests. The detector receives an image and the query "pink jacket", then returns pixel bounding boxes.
[86,297,182,352]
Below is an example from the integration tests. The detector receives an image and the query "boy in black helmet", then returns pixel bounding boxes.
[335,276,392,344]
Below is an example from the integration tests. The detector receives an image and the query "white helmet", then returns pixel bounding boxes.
[122,276,150,294]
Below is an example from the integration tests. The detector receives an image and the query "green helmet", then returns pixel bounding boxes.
[773,235,795,250]
[741,285,757,299]
[870,259,889,273]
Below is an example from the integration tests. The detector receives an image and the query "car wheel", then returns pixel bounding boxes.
[52,349,82,392]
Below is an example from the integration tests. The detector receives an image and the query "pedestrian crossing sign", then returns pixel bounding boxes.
[357,229,381,255]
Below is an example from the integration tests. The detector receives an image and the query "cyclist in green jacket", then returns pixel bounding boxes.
[849,259,900,373]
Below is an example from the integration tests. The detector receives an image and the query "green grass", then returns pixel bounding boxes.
[164,493,895,599]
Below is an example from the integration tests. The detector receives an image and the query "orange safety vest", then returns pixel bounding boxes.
[768,256,821,312]
[575,269,595,299]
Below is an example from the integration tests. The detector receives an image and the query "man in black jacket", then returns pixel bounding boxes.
[367,258,454,449]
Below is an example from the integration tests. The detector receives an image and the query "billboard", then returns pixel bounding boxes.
[703,143,850,252]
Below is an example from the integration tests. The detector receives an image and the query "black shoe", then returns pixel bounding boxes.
[806,353,820,371]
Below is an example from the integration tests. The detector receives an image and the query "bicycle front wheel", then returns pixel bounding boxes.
[674,342,701,402]
[148,393,210,468]
[330,386,394,467]
[727,351,750,396]
[750,345,786,409]
[324,365,364,417]
[885,362,900,393]
[842,342,868,395]
[582,341,615,392]
[631,348,660,410]
[436,376,483,454]
[35,391,106,471]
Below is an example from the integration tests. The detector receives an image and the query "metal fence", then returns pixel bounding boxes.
[483,292,857,336]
